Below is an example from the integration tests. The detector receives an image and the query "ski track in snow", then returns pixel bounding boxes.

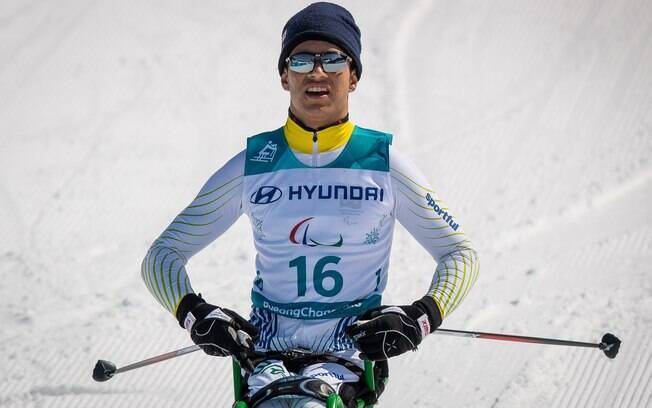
[1,1,651,407]
[549,332,652,408]
[386,0,433,146]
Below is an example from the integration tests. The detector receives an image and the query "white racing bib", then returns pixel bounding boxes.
[243,126,395,320]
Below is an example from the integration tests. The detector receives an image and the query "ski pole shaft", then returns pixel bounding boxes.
[434,329,620,358]
[93,345,201,381]
[435,329,597,347]
[115,344,201,374]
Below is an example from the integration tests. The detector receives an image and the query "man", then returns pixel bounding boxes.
[142,3,479,407]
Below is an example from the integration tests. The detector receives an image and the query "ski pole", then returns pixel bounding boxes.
[434,329,621,358]
[92,345,201,382]
[92,330,621,382]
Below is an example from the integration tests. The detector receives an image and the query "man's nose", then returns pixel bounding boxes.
[307,60,328,76]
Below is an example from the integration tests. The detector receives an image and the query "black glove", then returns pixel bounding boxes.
[345,296,442,361]
[176,293,259,358]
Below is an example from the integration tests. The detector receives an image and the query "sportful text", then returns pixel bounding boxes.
[425,193,459,231]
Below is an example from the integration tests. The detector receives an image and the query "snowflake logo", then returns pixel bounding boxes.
[252,216,265,238]
[364,227,380,244]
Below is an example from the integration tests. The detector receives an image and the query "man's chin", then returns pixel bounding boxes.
[301,103,334,115]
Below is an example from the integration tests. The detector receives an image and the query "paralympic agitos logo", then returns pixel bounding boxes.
[250,186,282,204]
[289,217,343,247]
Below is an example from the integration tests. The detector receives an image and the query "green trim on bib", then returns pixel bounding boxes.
[251,291,382,320]
[244,126,392,176]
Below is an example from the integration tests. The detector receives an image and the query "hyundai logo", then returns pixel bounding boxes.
[250,186,282,204]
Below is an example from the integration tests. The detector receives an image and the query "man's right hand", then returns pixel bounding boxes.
[176,293,259,357]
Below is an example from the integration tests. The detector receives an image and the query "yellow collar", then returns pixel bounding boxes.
[283,116,354,153]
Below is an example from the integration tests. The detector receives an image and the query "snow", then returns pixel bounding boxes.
[1,0,651,407]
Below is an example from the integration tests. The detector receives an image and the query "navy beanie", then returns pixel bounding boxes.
[278,2,362,78]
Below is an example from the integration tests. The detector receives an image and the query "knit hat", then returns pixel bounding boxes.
[278,2,362,78]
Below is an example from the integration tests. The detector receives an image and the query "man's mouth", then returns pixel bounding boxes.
[306,86,329,97]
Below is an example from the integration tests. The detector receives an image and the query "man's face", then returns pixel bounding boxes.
[281,40,358,129]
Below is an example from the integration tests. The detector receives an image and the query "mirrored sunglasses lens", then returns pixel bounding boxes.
[321,53,348,73]
[323,60,348,72]
[288,54,314,73]
[289,61,314,73]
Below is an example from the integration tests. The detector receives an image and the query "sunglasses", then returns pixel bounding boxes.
[285,51,352,73]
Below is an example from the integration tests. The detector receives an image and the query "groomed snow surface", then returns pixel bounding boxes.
[1,1,651,407]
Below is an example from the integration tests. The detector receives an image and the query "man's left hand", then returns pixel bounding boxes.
[345,296,442,361]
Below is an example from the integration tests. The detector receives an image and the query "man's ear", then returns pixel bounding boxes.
[349,70,359,92]
[281,68,290,91]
